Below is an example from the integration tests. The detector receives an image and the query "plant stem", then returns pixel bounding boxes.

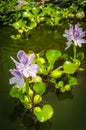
[73,43,77,59]
[24,77,29,95]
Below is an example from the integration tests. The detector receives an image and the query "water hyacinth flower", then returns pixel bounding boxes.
[9,69,24,88]
[63,23,86,49]
[9,50,40,87]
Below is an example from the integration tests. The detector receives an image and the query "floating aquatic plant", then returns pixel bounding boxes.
[63,23,86,60]
[9,23,86,122]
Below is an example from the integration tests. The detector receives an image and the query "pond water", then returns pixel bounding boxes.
[0,20,86,130]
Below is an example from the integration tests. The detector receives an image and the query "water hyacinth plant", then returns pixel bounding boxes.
[9,23,86,122]
[63,23,86,59]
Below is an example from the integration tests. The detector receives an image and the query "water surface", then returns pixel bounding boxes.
[0,22,86,130]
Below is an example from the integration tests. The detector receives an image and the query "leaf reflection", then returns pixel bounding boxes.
[10,102,52,130]
[56,89,73,101]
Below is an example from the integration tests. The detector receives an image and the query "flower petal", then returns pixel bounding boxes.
[9,76,24,88]
[9,69,22,76]
[10,56,20,67]
[76,39,86,47]
[17,77,24,88]
[65,42,72,50]
[17,50,26,61]
[28,54,35,65]
[20,54,29,66]
[23,64,40,78]
[9,77,19,85]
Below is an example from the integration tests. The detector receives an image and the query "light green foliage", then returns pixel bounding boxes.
[33,82,46,95]
[36,49,62,75]
[68,77,78,86]
[50,69,62,78]
[9,13,86,122]
[34,104,54,122]
[76,52,84,61]
[0,0,85,39]
[9,47,85,122]
[33,94,42,104]
[46,49,61,71]
[63,61,79,74]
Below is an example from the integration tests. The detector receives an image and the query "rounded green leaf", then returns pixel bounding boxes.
[28,21,37,29]
[12,20,26,29]
[46,49,61,65]
[76,9,85,19]
[63,61,79,74]
[34,95,42,104]
[32,7,40,15]
[10,84,25,101]
[68,77,77,86]
[64,84,71,91]
[50,69,62,78]
[34,104,54,122]
[28,88,34,98]
[23,11,30,18]
[22,96,32,109]
[60,87,66,93]
[33,82,46,95]
[76,52,84,61]
[24,102,32,109]
[9,83,28,101]
[56,80,64,89]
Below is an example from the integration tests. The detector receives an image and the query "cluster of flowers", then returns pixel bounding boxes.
[63,23,86,49]
[9,51,40,88]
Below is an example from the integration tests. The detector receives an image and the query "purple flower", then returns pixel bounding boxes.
[9,50,40,87]
[9,69,24,88]
[63,23,86,49]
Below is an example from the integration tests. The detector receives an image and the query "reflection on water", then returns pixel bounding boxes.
[10,103,52,130]
[10,90,74,130]
[56,90,73,101]
[0,23,86,130]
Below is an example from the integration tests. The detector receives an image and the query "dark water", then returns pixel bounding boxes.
[0,22,86,130]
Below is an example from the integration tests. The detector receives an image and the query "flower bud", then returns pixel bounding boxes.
[50,69,62,78]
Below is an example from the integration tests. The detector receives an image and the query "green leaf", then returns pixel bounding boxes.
[24,103,32,109]
[68,77,77,86]
[50,77,57,84]
[22,96,32,109]
[76,52,84,61]
[23,11,30,18]
[50,69,62,78]
[55,80,64,89]
[12,20,26,30]
[28,21,37,29]
[34,104,54,122]
[46,49,61,70]
[21,5,31,11]
[33,82,46,95]
[62,53,69,60]
[32,7,40,15]
[24,97,32,109]
[28,88,34,98]
[64,84,71,91]
[63,61,79,74]
[34,94,42,104]
[9,84,24,101]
